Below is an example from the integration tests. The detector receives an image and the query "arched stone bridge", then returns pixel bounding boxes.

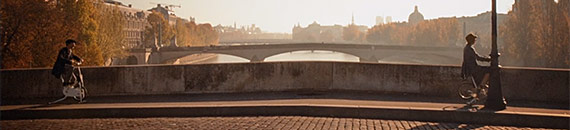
[129,43,463,64]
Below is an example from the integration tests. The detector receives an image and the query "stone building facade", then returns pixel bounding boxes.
[292,21,344,42]
[103,0,150,49]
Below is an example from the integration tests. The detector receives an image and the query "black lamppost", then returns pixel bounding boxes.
[485,0,507,110]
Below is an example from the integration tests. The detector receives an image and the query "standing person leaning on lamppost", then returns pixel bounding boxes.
[461,34,491,90]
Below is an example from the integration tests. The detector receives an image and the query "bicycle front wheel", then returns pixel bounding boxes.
[458,82,476,100]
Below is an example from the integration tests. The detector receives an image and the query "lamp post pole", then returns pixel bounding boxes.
[485,0,507,110]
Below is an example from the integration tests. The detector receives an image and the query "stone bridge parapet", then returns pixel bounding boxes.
[2,62,568,105]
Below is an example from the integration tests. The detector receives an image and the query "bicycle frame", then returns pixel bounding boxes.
[49,65,87,104]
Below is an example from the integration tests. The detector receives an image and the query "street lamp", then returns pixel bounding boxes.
[485,0,507,110]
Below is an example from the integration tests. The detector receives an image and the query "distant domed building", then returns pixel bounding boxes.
[408,6,424,25]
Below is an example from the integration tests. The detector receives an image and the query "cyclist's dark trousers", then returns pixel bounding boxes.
[60,65,79,86]
[471,66,490,86]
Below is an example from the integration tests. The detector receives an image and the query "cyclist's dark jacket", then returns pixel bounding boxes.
[461,44,491,79]
[51,47,81,78]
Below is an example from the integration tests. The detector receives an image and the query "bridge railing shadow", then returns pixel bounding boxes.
[408,123,484,130]
[3,90,462,105]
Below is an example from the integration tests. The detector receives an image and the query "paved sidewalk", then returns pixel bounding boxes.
[2,116,563,130]
[2,92,569,129]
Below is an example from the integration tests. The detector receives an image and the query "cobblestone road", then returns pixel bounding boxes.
[1,116,562,130]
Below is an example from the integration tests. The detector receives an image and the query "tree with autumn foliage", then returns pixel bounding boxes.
[143,11,175,48]
[500,0,569,68]
[343,24,366,43]
[366,23,397,44]
[1,0,60,68]
[195,23,219,46]
[68,0,105,66]
[1,0,129,69]
[94,2,127,65]
[174,20,219,47]
[409,18,461,46]
[0,0,93,68]
[175,19,191,46]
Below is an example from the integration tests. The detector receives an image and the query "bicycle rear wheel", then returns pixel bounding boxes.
[73,87,86,101]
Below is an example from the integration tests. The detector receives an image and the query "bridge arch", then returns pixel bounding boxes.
[264,50,360,62]
[152,51,253,64]
[175,53,250,64]
[251,48,370,62]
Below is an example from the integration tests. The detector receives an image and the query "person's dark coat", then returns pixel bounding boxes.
[51,47,81,78]
[461,44,491,79]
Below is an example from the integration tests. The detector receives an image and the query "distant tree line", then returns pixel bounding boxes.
[365,18,460,46]
[343,24,366,43]
[500,0,569,68]
[175,20,219,47]
[143,11,218,47]
[363,0,568,68]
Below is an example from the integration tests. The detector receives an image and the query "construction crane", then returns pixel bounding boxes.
[149,2,181,12]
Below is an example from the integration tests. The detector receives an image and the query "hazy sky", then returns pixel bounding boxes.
[115,0,515,33]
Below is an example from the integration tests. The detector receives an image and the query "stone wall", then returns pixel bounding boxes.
[2,62,567,104]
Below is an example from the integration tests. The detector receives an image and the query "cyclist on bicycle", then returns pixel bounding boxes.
[461,34,491,88]
[51,39,83,87]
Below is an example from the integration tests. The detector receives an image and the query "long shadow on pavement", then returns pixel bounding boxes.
[2,91,567,110]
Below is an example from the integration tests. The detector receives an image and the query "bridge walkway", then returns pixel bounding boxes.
[2,91,568,129]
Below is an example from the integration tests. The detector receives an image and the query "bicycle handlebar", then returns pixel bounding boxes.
[73,60,84,66]
[73,61,82,65]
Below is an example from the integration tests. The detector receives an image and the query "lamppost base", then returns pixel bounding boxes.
[483,97,507,111]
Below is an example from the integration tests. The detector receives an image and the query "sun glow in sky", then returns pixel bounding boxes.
[116,0,515,33]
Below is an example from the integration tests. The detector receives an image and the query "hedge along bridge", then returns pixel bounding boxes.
[2,61,568,106]
[127,43,464,64]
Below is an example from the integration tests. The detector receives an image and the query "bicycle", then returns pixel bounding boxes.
[49,62,87,104]
[458,75,488,106]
